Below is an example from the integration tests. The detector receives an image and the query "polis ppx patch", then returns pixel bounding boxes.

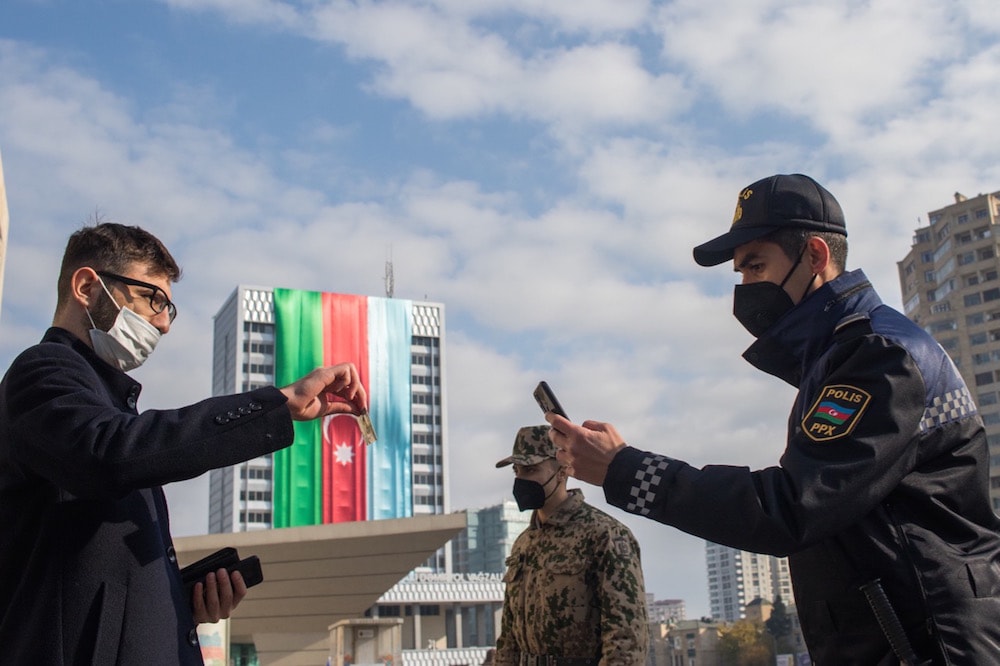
[802,384,872,442]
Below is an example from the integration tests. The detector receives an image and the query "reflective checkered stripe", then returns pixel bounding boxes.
[627,456,671,515]
[920,387,978,433]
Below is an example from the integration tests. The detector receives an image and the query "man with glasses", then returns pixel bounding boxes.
[0,222,368,665]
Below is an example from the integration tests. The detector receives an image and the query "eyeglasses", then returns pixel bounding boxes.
[97,271,178,322]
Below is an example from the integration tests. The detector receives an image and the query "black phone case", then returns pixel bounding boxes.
[534,380,568,419]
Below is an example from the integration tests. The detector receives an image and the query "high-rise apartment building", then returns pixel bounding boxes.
[705,542,791,622]
[897,190,1000,512]
[207,286,449,567]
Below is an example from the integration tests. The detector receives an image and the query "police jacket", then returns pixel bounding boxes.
[496,490,648,666]
[604,270,1000,664]
[0,328,295,665]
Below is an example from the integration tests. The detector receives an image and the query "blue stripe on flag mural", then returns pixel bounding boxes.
[366,296,413,520]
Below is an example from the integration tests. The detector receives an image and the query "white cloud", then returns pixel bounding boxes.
[656,0,960,137]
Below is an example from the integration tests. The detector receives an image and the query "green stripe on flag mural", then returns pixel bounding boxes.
[273,288,325,527]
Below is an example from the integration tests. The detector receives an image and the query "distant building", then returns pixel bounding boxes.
[372,572,505,663]
[650,618,721,666]
[207,286,449,568]
[897,189,1000,512]
[705,543,791,622]
[647,597,686,625]
[452,501,530,574]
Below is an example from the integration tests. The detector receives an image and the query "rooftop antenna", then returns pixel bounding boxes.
[384,244,395,298]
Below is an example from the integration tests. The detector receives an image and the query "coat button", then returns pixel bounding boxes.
[166,546,177,564]
[227,410,240,420]
[215,415,229,425]
[238,406,251,415]
[188,628,199,646]
[127,396,137,409]
[249,402,263,411]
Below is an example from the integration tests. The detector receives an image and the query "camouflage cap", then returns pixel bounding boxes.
[495,425,557,468]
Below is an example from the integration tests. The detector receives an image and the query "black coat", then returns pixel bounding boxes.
[604,271,1000,664]
[0,328,294,664]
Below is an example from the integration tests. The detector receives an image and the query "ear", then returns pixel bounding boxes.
[805,236,831,275]
[69,266,103,309]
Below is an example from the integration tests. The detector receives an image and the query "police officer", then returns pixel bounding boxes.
[494,425,648,666]
[548,174,1000,664]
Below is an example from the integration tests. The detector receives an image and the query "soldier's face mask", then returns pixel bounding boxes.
[512,467,560,511]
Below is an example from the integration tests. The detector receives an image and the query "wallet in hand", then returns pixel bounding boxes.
[180,547,263,597]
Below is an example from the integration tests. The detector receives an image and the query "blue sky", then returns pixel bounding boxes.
[3,0,1000,619]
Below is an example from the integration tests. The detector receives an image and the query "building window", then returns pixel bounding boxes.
[976,372,995,387]
[958,214,969,224]
[927,319,957,333]
[240,467,273,480]
[241,511,271,523]
[977,208,989,219]
[966,293,983,307]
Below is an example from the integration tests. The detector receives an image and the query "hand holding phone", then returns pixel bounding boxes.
[534,381,568,419]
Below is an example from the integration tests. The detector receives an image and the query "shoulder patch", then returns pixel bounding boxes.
[802,384,872,442]
[613,536,631,556]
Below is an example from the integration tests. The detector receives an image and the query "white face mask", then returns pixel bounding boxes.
[86,277,162,372]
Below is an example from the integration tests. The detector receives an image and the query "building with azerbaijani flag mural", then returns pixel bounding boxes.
[207,286,448,570]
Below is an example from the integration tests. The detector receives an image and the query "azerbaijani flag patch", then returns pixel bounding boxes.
[802,384,872,442]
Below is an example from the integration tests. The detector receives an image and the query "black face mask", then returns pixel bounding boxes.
[733,246,814,338]
[512,468,560,511]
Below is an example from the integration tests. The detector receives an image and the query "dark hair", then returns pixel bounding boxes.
[57,223,181,304]
[764,227,848,272]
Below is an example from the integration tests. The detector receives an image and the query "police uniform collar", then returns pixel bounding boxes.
[742,270,879,386]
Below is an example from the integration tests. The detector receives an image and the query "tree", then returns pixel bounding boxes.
[718,620,774,666]
[765,595,794,653]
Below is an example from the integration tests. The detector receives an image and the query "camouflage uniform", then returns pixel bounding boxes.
[495,426,648,666]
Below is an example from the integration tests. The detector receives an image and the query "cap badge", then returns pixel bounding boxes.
[732,187,752,225]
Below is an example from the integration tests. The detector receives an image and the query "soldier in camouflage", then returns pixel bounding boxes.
[494,425,648,666]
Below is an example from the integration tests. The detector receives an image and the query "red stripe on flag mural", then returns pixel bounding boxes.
[321,293,370,522]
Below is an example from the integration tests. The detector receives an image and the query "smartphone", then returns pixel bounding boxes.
[534,381,568,419]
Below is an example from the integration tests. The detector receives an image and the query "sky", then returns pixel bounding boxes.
[2,0,1000,620]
